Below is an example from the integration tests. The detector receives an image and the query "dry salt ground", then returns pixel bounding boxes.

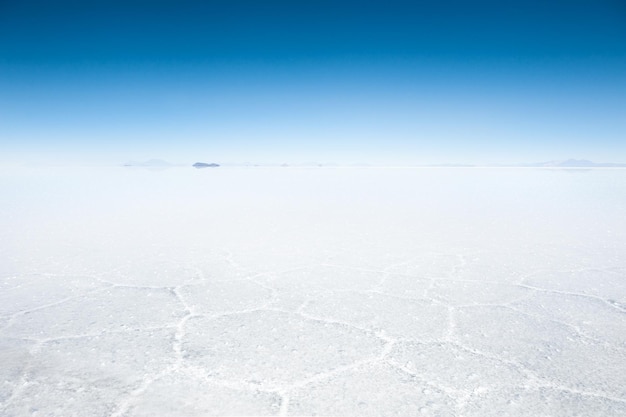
[1,166,625,416]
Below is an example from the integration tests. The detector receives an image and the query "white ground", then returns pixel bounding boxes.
[1,166,625,416]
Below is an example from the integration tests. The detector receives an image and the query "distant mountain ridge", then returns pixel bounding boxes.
[118,158,626,168]
[523,159,626,168]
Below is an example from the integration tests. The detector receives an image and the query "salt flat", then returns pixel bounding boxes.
[1,166,625,416]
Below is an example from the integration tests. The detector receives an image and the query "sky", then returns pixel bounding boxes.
[1,0,625,165]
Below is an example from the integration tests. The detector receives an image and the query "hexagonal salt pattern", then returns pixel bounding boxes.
[288,362,456,417]
[181,310,385,389]
[461,387,626,417]
[302,291,449,341]
[178,279,274,315]
[121,371,282,417]
[2,329,177,417]
[2,166,626,416]
[1,287,187,340]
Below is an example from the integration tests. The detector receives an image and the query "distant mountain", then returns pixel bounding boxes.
[193,162,220,168]
[123,159,172,167]
[525,159,626,168]
[118,158,625,169]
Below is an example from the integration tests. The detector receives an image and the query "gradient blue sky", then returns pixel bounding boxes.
[1,0,625,165]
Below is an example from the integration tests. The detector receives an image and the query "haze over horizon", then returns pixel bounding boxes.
[1,0,625,165]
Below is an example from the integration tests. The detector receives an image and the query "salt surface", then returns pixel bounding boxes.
[1,166,625,416]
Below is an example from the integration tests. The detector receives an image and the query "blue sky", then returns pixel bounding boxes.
[1,0,625,165]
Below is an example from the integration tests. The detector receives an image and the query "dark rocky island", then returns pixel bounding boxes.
[193,162,220,168]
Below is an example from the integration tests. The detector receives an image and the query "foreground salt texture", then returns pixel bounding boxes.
[1,166,625,416]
